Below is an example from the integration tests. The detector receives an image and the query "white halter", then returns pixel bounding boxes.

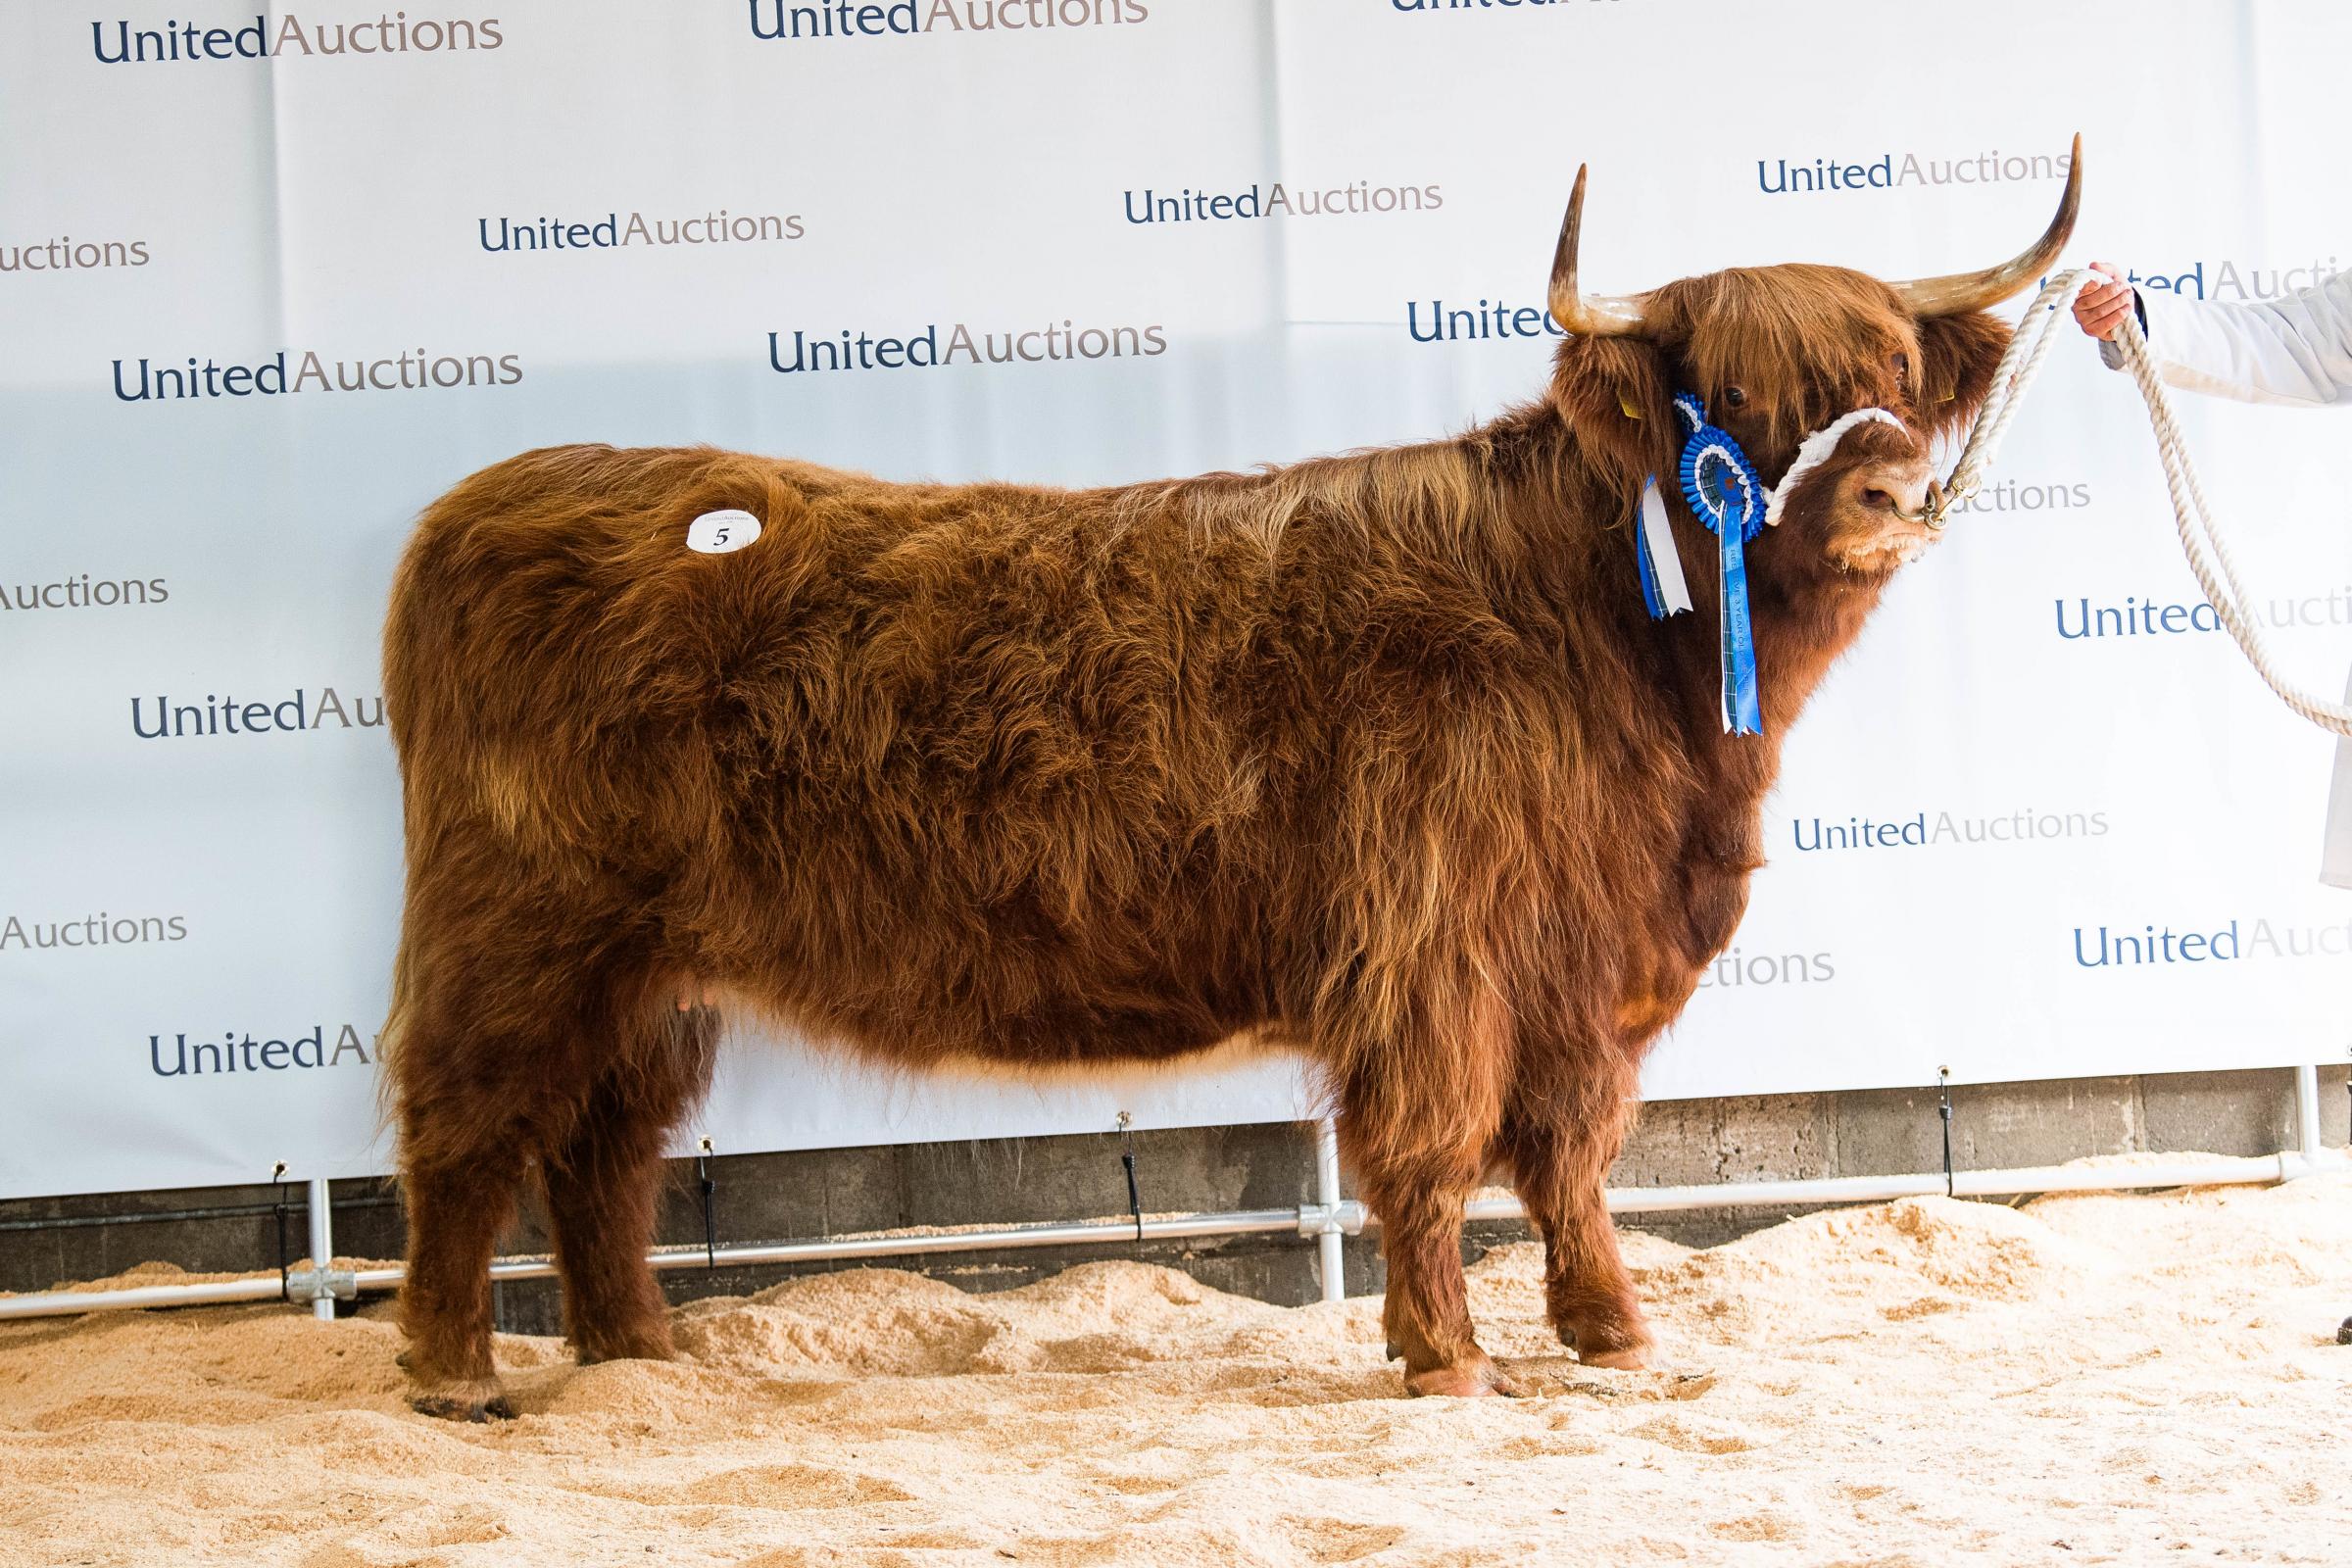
[1763,408,1906,529]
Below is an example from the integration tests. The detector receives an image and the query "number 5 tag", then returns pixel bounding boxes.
[687,509,762,554]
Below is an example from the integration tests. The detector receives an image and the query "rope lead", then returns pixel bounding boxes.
[1937,269,2352,736]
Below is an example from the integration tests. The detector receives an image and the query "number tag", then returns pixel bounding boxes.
[687,509,761,555]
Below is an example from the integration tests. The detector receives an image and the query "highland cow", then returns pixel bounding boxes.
[382,151,2079,1419]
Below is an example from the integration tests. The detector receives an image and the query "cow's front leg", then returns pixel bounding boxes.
[1502,1050,1653,1369]
[1363,1174,1521,1396]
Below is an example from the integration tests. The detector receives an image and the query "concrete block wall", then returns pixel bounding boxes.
[2,1065,2343,1334]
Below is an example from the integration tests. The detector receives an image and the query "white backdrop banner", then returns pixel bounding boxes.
[5,0,2350,1200]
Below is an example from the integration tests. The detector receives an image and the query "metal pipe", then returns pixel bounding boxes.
[1952,1155,2300,1197]
[2294,1063,2325,1173]
[339,1207,1315,1296]
[6,1151,2324,1323]
[306,1178,335,1323]
[1456,1155,2309,1226]
[0,1195,398,1236]
[1313,1117,1346,1304]
[0,1275,307,1316]
[1602,1171,1943,1213]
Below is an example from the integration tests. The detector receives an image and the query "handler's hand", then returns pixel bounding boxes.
[2073,262,2136,342]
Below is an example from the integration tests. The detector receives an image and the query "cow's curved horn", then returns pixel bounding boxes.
[1890,133,2083,318]
[1547,165,1649,338]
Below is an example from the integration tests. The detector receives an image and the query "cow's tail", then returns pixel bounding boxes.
[372,903,420,1138]
[374,560,446,1141]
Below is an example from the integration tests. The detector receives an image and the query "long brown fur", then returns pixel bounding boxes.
[380,262,2013,1415]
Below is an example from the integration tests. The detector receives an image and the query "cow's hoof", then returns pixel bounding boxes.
[1404,1357,1524,1398]
[410,1383,516,1423]
[1557,1313,1655,1371]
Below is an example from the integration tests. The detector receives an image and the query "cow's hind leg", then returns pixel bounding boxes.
[541,1001,718,1366]
[400,1144,526,1421]
[390,885,631,1420]
[1502,1052,1652,1369]
[1338,988,1517,1398]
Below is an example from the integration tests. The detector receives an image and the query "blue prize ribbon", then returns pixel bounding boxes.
[1634,478,1667,619]
[1672,394,1766,735]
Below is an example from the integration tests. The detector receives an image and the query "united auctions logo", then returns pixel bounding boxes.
[2071,916,2352,967]
[1124,181,1442,224]
[479,209,806,254]
[150,1023,376,1079]
[130,686,383,739]
[769,318,1166,374]
[1389,1,1604,13]
[2,573,168,612]
[2053,590,2352,641]
[2102,257,2344,304]
[91,14,503,63]
[1405,296,1567,344]
[113,349,522,402]
[2,911,187,953]
[1790,808,2109,853]
[1756,143,2073,196]
[1695,945,1836,990]
[3,235,149,273]
[1942,477,2090,517]
[748,0,1147,40]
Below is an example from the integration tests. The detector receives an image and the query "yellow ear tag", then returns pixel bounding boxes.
[1936,388,1956,403]
[1618,392,1642,419]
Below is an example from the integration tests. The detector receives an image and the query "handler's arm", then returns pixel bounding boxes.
[2096,269,2352,408]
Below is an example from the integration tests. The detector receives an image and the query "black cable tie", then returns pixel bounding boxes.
[1937,1069,1956,1200]
[1117,1113,1143,1244]
[697,1138,717,1272]
[270,1161,290,1302]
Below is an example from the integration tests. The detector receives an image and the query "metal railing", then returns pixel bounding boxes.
[1,1066,2339,1323]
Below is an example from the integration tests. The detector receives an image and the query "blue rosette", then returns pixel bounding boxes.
[1671,392,1766,735]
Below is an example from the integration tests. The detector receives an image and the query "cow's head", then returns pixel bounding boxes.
[1550,138,2080,577]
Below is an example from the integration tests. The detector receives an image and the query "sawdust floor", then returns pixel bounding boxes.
[4,1171,2350,1566]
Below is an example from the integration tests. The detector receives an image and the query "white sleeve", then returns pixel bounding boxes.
[2099,270,2352,408]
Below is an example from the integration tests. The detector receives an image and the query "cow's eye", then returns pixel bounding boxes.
[1890,351,1911,382]
[1721,386,1747,410]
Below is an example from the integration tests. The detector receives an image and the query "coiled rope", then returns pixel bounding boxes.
[1929,268,2352,737]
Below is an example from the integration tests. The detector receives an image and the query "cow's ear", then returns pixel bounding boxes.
[1916,310,2009,441]
[1550,336,1677,506]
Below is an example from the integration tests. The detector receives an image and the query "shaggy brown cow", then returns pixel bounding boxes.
[382,151,2079,1419]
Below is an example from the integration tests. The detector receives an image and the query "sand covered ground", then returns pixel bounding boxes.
[5,1173,2351,1566]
